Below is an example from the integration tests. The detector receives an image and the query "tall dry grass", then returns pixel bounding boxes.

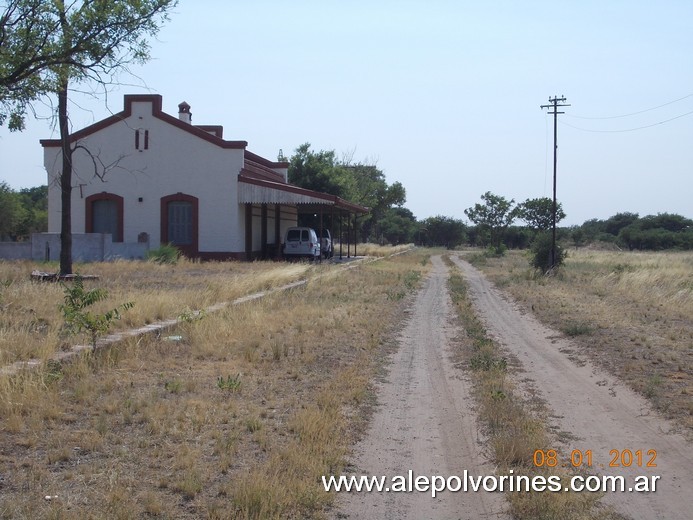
[0,258,311,365]
[463,249,693,430]
[349,243,414,257]
[0,250,429,519]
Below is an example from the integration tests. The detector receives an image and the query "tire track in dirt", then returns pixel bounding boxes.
[334,255,509,520]
[452,256,692,520]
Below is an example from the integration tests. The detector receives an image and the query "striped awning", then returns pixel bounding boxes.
[238,175,369,214]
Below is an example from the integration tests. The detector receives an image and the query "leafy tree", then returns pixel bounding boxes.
[0,0,56,130]
[575,212,692,250]
[465,224,483,248]
[1,0,177,274]
[674,228,693,250]
[464,191,517,254]
[516,197,566,232]
[0,181,25,239]
[288,143,345,197]
[569,225,586,249]
[14,185,47,239]
[343,164,405,241]
[17,184,47,207]
[502,226,532,249]
[579,218,606,241]
[1,1,176,131]
[420,215,466,249]
[618,213,693,251]
[638,213,691,232]
[55,0,176,275]
[378,207,417,245]
[0,183,47,240]
[288,143,407,243]
[289,144,357,237]
[604,212,639,236]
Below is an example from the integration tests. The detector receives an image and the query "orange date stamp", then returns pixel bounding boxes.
[533,449,658,469]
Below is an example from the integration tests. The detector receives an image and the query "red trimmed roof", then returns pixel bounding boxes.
[196,125,224,138]
[244,149,289,170]
[38,94,369,215]
[242,151,287,183]
[40,95,247,149]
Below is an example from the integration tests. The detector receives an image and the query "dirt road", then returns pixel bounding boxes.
[335,254,692,519]
[334,256,509,519]
[451,255,692,520]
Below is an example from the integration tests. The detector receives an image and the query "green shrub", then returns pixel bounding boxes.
[60,276,134,348]
[470,351,507,371]
[217,373,242,392]
[530,232,566,273]
[484,244,507,257]
[147,243,181,264]
[561,321,593,337]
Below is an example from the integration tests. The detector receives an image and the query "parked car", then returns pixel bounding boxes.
[320,228,334,259]
[282,227,320,261]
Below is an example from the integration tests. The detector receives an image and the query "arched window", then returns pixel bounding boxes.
[161,193,198,257]
[85,193,123,242]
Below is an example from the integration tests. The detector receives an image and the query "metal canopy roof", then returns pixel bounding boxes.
[238,175,369,214]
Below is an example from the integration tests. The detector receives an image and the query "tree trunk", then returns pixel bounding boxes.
[58,79,72,275]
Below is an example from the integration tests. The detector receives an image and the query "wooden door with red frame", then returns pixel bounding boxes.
[161,194,198,258]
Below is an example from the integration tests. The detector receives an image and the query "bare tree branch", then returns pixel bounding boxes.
[73,143,130,182]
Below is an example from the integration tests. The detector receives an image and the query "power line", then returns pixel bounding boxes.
[567,94,693,120]
[560,109,693,133]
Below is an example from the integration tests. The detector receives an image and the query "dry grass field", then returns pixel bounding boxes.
[463,248,693,433]
[0,248,427,519]
[0,258,315,365]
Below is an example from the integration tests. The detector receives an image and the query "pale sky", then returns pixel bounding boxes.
[1,0,691,226]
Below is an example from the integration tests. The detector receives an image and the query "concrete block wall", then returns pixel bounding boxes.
[0,233,148,262]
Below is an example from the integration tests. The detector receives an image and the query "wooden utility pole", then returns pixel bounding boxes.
[540,96,570,269]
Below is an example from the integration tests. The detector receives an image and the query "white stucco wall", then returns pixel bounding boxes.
[45,98,245,253]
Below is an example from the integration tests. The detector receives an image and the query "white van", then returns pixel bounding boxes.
[282,227,321,260]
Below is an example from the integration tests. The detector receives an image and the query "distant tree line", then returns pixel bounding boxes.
[2,174,690,253]
[572,212,693,251]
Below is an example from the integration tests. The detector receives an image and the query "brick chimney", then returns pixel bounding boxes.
[178,101,191,123]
